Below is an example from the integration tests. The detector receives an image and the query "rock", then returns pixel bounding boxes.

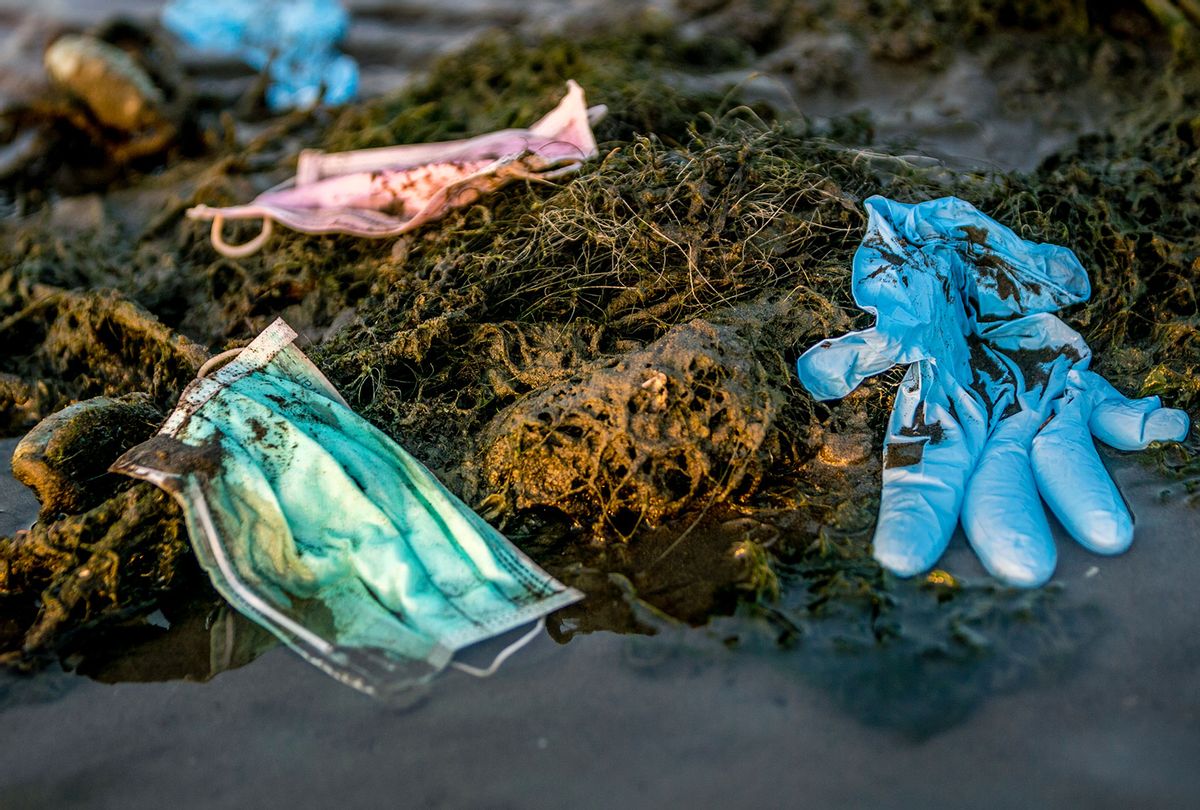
[479,318,783,539]
[1,391,190,664]
[39,25,188,167]
[44,34,167,134]
[11,393,163,520]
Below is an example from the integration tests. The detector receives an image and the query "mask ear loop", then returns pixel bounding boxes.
[211,215,274,258]
[449,617,545,678]
[197,347,245,378]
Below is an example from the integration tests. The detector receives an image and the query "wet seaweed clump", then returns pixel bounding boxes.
[1,395,192,667]
[0,289,207,436]
[480,318,783,539]
[311,105,954,631]
[319,19,751,153]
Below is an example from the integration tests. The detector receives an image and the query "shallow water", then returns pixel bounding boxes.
[0,438,36,536]
[1,442,1197,808]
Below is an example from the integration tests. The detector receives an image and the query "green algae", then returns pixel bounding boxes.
[12,393,163,519]
[0,289,208,436]
[0,10,1195,699]
[0,395,192,663]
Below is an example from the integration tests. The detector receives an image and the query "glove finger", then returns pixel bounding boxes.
[1070,370,1190,449]
[873,363,981,577]
[962,411,1057,587]
[1092,399,1190,451]
[796,326,910,401]
[1032,389,1133,555]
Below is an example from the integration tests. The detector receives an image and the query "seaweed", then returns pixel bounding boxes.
[0,290,207,436]
[320,18,750,153]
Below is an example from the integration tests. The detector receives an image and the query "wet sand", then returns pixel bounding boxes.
[1,444,1197,808]
[0,438,36,536]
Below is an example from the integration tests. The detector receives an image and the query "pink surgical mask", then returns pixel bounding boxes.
[188,81,606,257]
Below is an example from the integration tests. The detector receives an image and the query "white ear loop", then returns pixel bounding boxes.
[197,347,245,378]
[211,215,274,258]
[449,617,546,678]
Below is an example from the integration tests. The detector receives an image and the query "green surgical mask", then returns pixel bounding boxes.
[112,319,582,697]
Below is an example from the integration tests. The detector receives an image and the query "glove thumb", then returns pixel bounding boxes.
[1080,371,1191,450]
[796,327,908,401]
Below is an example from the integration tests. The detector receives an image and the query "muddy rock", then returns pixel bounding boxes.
[0,387,189,661]
[38,22,189,168]
[479,318,784,539]
[12,394,162,520]
[45,34,167,134]
[0,19,193,201]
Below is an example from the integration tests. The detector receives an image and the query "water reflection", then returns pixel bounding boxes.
[63,599,279,685]
[0,553,1101,741]
[0,599,278,713]
[609,565,1102,739]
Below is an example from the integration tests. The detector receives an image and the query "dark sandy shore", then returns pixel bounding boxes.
[0,438,37,537]
[1,442,1197,808]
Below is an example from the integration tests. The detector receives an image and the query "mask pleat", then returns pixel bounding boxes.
[228,371,552,621]
[197,385,482,644]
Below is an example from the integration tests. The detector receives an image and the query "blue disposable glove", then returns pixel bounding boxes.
[163,0,358,110]
[797,196,1190,587]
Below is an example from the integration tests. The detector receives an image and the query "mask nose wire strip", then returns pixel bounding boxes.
[449,617,546,678]
[198,347,246,378]
[211,215,274,259]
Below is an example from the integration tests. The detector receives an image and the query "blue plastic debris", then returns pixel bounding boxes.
[797,196,1190,587]
[162,0,358,110]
